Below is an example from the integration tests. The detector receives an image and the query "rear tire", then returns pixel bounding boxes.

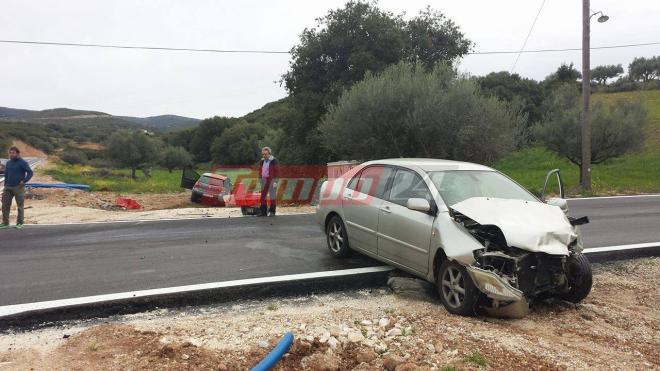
[560,253,592,303]
[191,192,201,203]
[325,215,351,258]
[240,206,248,215]
[437,260,480,316]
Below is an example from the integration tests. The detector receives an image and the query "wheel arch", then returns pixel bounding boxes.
[432,247,448,282]
[324,211,341,232]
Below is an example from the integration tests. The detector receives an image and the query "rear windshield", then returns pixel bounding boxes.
[428,170,538,206]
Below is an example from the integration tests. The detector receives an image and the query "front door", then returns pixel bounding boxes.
[377,169,434,274]
[341,166,393,255]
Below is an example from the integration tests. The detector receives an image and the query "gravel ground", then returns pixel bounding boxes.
[0,258,658,370]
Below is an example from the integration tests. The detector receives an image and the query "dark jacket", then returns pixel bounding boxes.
[258,157,279,180]
[4,157,33,187]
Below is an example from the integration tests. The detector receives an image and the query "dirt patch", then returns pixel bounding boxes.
[1,258,657,370]
[1,163,315,224]
[8,140,47,158]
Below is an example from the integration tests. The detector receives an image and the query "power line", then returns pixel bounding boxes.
[0,39,290,54]
[471,42,660,55]
[0,38,658,55]
[511,0,547,72]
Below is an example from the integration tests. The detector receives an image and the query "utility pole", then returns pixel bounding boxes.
[581,0,592,190]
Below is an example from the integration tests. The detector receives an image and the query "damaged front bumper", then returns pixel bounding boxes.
[466,266,523,302]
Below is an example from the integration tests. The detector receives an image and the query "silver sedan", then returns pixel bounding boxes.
[316,158,592,317]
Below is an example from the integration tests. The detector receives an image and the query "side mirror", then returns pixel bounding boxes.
[407,198,431,213]
[545,197,568,212]
[541,169,565,202]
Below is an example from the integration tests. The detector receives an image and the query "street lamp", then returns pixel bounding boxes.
[581,1,609,191]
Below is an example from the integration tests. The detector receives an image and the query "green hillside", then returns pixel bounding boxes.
[497,89,660,196]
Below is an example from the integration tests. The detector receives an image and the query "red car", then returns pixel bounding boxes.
[181,169,261,213]
[183,171,231,206]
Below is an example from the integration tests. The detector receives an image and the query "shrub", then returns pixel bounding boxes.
[321,62,526,164]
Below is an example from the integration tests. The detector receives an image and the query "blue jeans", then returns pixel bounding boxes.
[260,178,276,215]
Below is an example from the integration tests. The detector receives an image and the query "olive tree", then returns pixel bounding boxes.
[106,130,161,179]
[320,62,526,164]
[160,145,193,172]
[534,84,647,181]
[590,64,624,85]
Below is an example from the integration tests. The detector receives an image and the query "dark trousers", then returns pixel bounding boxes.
[260,178,276,215]
[2,185,25,225]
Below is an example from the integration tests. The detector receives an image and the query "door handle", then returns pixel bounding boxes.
[380,206,391,214]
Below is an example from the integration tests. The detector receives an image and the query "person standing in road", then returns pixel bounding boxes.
[258,146,278,217]
[1,146,33,229]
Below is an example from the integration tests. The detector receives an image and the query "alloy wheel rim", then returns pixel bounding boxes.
[328,222,344,252]
[441,266,466,308]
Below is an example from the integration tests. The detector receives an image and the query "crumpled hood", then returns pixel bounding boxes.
[450,197,576,255]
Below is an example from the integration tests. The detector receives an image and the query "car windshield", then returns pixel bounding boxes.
[428,170,538,206]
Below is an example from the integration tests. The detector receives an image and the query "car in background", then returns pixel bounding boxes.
[316,158,591,317]
[0,159,6,175]
[181,169,231,206]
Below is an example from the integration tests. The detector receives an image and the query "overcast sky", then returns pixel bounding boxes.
[1,0,658,119]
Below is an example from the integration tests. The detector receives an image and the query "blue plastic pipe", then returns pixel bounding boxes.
[25,183,90,191]
[251,332,294,371]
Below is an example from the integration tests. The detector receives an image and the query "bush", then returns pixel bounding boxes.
[59,150,88,165]
[320,62,526,164]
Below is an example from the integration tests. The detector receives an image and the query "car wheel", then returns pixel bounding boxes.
[437,260,480,316]
[191,193,201,203]
[560,253,592,303]
[326,215,351,258]
[240,206,248,215]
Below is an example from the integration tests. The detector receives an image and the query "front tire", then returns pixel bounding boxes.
[325,215,351,258]
[560,253,592,303]
[437,260,480,316]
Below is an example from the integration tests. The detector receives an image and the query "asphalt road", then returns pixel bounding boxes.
[0,196,658,306]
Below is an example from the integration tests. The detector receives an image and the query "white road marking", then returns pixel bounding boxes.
[568,194,660,201]
[0,266,394,317]
[1,241,658,318]
[583,242,660,253]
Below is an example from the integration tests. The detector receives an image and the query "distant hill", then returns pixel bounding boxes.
[119,115,201,131]
[0,106,200,132]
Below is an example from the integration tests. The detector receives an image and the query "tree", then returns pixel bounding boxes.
[629,56,660,82]
[590,64,624,85]
[188,116,236,162]
[282,1,471,163]
[534,84,647,182]
[106,130,161,179]
[210,121,266,165]
[477,71,545,128]
[160,146,193,172]
[321,62,525,164]
[543,62,582,91]
[404,6,473,70]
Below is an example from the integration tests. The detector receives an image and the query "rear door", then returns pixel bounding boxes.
[341,166,393,255]
[377,168,435,274]
[180,168,200,189]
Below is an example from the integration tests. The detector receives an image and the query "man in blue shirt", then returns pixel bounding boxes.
[1,146,33,229]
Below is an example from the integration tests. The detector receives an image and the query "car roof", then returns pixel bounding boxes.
[201,172,227,180]
[362,158,494,172]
